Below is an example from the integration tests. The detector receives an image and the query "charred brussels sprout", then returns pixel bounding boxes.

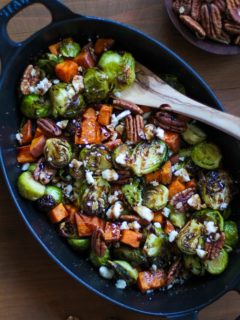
[199,170,232,211]
[112,144,132,169]
[36,194,57,212]
[193,209,224,231]
[115,52,135,91]
[50,83,85,118]
[122,180,142,207]
[44,138,72,168]
[45,186,62,204]
[142,184,169,211]
[78,177,110,215]
[176,219,204,255]
[108,260,138,284]
[59,220,78,238]
[90,248,110,267]
[182,123,207,145]
[59,38,80,58]
[224,221,239,247]
[80,145,112,175]
[143,231,166,258]
[20,94,51,119]
[37,53,64,75]
[184,255,205,276]
[17,171,46,201]
[67,238,90,252]
[204,249,228,275]
[191,142,222,169]
[169,209,186,229]
[83,68,109,103]
[130,140,168,176]
[113,247,147,267]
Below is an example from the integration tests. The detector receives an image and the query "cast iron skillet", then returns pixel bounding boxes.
[0,1,240,319]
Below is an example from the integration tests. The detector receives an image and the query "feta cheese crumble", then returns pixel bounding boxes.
[102,169,119,181]
[115,153,127,165]
[120,221,129,230]
[115,279,127,289]
[204,221,217,234]
[196,248,207,259]
[56,120,69,129]
[133,205,154,222]
[187,194,202,210]
[168,230,178,243]
[162,207,171,218]
[85,170,95,185]
[174,168,190,182]
[106,201,124,219]
[155,127,165,139]
[99,266,114,279]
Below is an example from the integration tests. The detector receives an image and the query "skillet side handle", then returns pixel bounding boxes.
[167,311,198,319]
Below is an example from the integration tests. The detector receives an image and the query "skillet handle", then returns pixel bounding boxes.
[167,311,198,319]
[0,0,79,69]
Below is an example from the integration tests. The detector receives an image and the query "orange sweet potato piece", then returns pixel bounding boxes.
[34,127,45,139]
[75,213,104,237]
[65,204,78,224]
[20,120,33,145]
[49,203,69,223]
[120,230,142,248]
[163,131,181,153]
[98,105,113,126]
[153,212,165,224]
[55,60,78,83]
[145,170,162,183]
[17,145,36,163]
[74,45,96,69]
[48,42,61,55]
[168,178,186,199]
[104,222,121,242]
[30,135,46,158]
[186,179,197,189]
[164,220,175,235]
[137,270,167,293]
[104,139,122,150]
[94,38,115,55]
[160,160,172,185]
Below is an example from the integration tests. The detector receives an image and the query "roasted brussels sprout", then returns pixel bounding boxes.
[182,123,207,145]
[83,68,110,103]
[199,170,232,211]
[224,221,239,247]
[80,145,112,175]
[142,184,169,211]
[130,140,168,176]
[113,247,147,267]
[45,186,62,204]
[50,83,85,118]
[183,255,205,276]
[90,248,110,267]
[169,209,186,228]
[17,171,46,201]
[78,177,110,215]
[27,163,37,173]
[204,249,228,275]
[98,51,135,91]
[37,53,64,75]
[143,231,166,258]
[36,194,57,212]
[122,180,142,207]
[176,219,204,255]
[20,94,51,119]
[44,138,72,168]
[112,143,132,169]
[67,238,90,252]
[59,38,80,58]
[108,260,138,284]
[193,209,224,231]
[191,142,222,169]
[59,219,78,238]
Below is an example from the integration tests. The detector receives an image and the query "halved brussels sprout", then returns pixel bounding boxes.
[80,145,112,175]
[36,195,57,212]
[191,142,222,169]
[59,38,80,58]
[193,209,224,231]
[77,177,110,215]
[45,186,62,204]
[59,219,78,238]
[204,249,228,275]
[224,220,239,247]
[169,209,186,228]
[182,123,207,145]
[44,138,72,168]
[130,140,168,177]
[183,255,205,276]
[17,171,46,201]
[112,144,132,169]
[90,248,110,267]
[28,163,37,173]
[176,219,204,255]
[50,83,85,118]
[113,247,147,267]
[143,232,166,258]
[178,148,192,158]
[142,184,169,211]
[67,238,90,252]
[199,170,232,211]
[20,94,51,119]
[37,53,64,75]
[108,260,138,284]
[83,68,110,103]
[115,52,135,91]
[122,179,142,207]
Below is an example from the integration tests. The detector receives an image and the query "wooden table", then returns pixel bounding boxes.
[0,1,240,319]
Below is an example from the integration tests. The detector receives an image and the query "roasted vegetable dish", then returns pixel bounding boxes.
[16,37,239,293]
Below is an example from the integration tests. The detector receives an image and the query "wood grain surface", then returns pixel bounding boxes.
[0,1,240,319]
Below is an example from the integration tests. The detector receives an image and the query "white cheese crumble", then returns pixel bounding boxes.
[187,194,202,210]
[120,221,129,230]
[69,159,82,169]
[56,120,69,129]
[162,207,171,218]
[133,205,154,222]
[72,75,84,93]
[115,153,127,165]
[219,202,228,210]
[99,266,114,279]
[179,157,185,162]
[144,124,155,140]
[34,77,52,95]
[106,201,124,219]
[168,230,178,243]
[154,222,161,229]
[151,264,157,272]
[155,127,165,139]
[85,170,95,185]
[117,110,131,121]
[21,163,30,171]
[150,180,159,186]
[130,221,141,231]
[102,169,119,181]
[52,79,60,84]
[115,279,127,289]
[108,191,121,204]
[174,168,190,182]
[16,133,23,143]
[196,248,207,259]
[114,91,121,97]
[204,221,217,234]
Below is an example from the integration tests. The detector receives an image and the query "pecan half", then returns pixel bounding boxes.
[170,188,196,212]
[204,232,225,260]
[153,109,188,133]
[20,64,41,95]
[191,0,202,21]
[33,157,57,185]
[91,228,107,257]
[113,98,143,115]
[167,258,182,285]
[173,0,192,15]
[180,15,206,38]
[235,35,240,45]
[224,22,240,34]
[125,114,145,143]
[226,0,240,25]
[210,3,222,38]
[213,0,226,13]
[37,118,62,137]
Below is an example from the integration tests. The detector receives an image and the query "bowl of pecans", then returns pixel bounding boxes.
[164,0,240,55]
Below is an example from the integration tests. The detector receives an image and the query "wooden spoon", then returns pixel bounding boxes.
[114,63,240,140]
